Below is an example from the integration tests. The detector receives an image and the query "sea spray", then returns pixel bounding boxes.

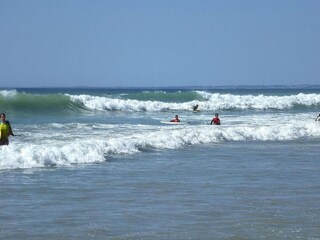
[1,121,319,170]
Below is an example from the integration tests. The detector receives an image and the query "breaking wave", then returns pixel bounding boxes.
[69,92,320,112]
[1,121,320,170]
[2,89,320,114]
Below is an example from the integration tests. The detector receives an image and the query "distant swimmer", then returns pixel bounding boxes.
[315,114,320,121]
[170,115,180,122]
[193,104,199,111]
[0,113,14,146]
[210,113,221,125]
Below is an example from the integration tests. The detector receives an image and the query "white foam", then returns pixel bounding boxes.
[1,120,320,170]
[68,94,193,111]
[68,92,320,112]
[0,90,18,98]
[196,91,320,110]
[0,140,106,170]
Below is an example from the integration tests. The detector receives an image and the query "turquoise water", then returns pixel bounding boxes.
[1,87,320,239]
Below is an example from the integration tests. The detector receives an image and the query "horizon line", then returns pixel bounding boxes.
[1,84,320,89]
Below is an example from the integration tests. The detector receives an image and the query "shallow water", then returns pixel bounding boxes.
[1,140,320,239]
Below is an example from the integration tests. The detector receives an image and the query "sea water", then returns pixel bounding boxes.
[0,87,320,239]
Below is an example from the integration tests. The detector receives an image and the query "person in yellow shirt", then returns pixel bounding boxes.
[0,113,14,146]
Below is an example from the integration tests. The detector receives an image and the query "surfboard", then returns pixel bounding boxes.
[160,121,185,125]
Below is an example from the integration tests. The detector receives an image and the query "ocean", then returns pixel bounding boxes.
[1,86,320,239]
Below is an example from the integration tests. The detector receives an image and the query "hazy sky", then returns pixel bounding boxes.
[1,0,319,87]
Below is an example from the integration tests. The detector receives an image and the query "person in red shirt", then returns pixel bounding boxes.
[170,115,180,122]
[210,113,220,125]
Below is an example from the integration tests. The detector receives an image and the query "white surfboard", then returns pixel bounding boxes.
[160,121,185,125]
[160,121,190,125]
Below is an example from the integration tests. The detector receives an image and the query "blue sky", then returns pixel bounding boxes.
[1,0,319,87]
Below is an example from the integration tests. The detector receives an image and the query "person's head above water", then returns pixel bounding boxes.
[0,113,6,122]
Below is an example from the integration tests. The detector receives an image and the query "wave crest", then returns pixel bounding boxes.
[69,92,320,112]
[0,90,18,98]
[1,122,319,170]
